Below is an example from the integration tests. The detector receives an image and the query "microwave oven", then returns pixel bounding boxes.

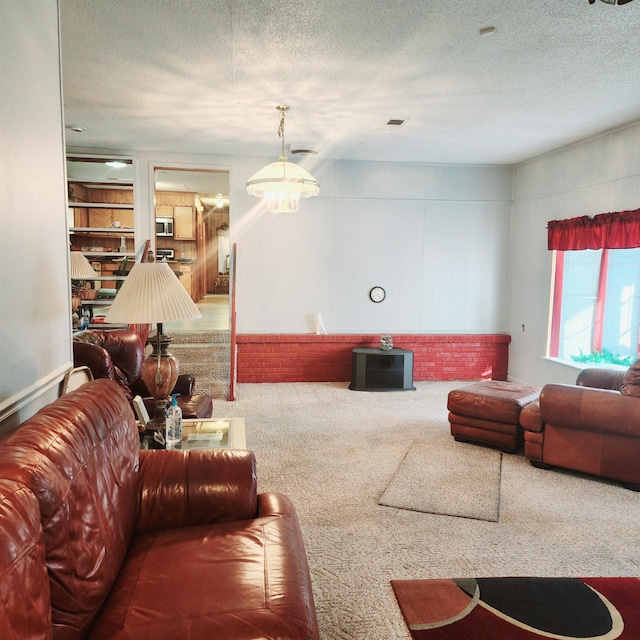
[156,216,174,236]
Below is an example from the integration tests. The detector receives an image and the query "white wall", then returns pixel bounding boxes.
[234,160,514,334]
[0,0,71,430]
[509,121,640,387]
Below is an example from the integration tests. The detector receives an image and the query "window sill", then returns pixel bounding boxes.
[543,356,629,372]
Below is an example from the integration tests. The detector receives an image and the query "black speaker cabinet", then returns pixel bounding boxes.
[349,347,415,391]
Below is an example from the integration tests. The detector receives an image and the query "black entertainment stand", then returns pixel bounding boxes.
[349,347,416,391]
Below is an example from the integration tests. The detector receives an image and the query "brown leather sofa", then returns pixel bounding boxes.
[520,362,640,489]
[0,379,320,639]
[73,329,213,420]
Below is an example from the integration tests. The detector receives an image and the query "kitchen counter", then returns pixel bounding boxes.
[160,259,196,264]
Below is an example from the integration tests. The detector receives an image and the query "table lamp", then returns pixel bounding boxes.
[105,261,202,429]
[70,252,98,315]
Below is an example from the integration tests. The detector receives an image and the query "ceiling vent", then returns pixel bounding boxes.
[379,118,408,131]
[290,148,318,156]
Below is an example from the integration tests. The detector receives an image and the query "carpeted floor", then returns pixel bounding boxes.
[216,381,640,640]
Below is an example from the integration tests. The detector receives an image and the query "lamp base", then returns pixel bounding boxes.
[141,328,179,432]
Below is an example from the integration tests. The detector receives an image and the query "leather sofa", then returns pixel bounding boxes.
[73,328,213,420]
[0,379,320,639]
[520,362,640,489]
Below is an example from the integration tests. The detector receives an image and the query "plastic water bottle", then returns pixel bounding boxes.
[79,308,90,330]
[166,394,182,448]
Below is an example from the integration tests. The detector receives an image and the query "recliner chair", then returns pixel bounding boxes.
[73,329,213,422]
[520,360,640,489]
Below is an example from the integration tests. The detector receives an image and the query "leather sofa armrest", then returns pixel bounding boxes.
[173,374,196,396]
[130,373,195,398]
[520,399,543,433]
[576,367,625,390]
[0,480,52,639]
[257,492,296,518]
[540,383,640,437]
[72,341,115,381]
[136,449,258,533]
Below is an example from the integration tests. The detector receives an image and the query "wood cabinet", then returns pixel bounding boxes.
[85,208,134,229]
[174,206,195,240]
[154,192,200,300]
[155,204,173,218]
[179,263,193,299]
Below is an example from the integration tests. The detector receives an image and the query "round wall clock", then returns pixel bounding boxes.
[369,286,386,303]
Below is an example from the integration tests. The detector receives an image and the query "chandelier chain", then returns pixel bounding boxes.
[278,111,286,158]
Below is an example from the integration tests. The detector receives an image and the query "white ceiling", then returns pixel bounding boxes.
[60,0,640,167]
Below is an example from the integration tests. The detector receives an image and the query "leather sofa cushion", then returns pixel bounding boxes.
[136,449,258,534]
[0,380,140,640]
[447,380,541,424]
[621,358,640,397]
[0,480,52,640]
[89,494,319,640]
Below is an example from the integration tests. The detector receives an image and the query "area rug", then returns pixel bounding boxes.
[378,440,502,522]
[392,577,640,639]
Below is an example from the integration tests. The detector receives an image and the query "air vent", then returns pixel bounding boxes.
[290,148,318,156]
[379,118,408,131]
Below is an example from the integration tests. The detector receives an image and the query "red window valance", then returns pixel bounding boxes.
[548,208,640,251]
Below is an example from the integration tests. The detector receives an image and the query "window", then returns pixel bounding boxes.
[550,248,640,366]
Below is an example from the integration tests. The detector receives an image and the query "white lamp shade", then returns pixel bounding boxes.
[246,159,319,214]
[70,252,98,279]
[105,262,202,323]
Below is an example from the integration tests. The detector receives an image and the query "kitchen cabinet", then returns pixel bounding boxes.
[155,204,173,218]
[174,206,195,240]
[179,263,193,300]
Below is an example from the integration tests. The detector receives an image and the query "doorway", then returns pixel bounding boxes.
[153,167,230,331]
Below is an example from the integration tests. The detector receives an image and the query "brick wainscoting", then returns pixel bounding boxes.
[236,334,510,383]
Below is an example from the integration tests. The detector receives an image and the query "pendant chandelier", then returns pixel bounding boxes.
[246,105,319,214]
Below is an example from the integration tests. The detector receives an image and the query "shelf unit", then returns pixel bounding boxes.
[67,154,137,325]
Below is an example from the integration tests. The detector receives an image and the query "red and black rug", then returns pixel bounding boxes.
[392,577,640,639]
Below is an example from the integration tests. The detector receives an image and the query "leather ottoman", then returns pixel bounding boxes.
[447,380,541,452]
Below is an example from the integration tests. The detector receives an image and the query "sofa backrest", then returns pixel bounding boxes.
[0,379,140,640]
[575,367,625,391]
[0,479,52,640]
[73,330,144,400]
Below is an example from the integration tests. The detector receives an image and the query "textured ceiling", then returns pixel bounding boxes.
[60,0,640,166]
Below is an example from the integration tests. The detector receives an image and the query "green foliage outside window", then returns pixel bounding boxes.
[571,349,634,367]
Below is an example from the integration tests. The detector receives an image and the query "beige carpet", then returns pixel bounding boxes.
[217,381,640,640]
[378,438,502,522]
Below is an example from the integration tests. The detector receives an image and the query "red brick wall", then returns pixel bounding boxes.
[236,334,510,383]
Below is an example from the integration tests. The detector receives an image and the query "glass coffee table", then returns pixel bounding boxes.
[178,418,246,450]
[141,418,246,450]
